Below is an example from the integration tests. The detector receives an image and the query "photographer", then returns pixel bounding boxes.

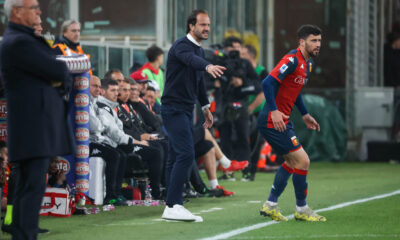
[215,37,261,179]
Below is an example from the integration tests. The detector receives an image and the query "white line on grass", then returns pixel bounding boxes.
[230,233,400,239]
[199,190,400,240]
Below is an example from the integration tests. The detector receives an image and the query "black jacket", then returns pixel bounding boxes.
[0,22,74,162]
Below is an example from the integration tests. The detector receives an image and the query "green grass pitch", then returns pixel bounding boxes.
[1,162,400,240]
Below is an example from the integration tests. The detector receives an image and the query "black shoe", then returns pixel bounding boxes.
[114,195,128,206]
[38,228,50,234]
[1,223,14,234]
[203,188,224,198]
[241,172,255,182]
[183,188,202,198]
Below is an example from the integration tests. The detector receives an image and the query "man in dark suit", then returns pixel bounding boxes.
[0,0,74,239]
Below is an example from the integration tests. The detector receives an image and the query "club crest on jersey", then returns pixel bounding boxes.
[279,64,288,73]
[300,64,304,69]
[291,136,299,146]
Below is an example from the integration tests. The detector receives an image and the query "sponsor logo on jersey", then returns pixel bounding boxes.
[288,57,294,63]
[301,64,304,69]
[76,145,90,159]
[291,136,299,146]
[294,76,306,85]
[0,99,7,120]
[76,179,90,192]
[74,94,89,107]
[75,111,89,124]
[0,123,7,141]
[75,128,89,141]
[279,64,288,73]
[75,162,89,176]
[56,157,70,174]
[74,77,89,90]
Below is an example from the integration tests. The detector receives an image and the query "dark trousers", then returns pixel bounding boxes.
[12,157,50,240]
[118,143,163,199]
[161,105,194,206]
[220,109,250,161]
[89,143,121,200]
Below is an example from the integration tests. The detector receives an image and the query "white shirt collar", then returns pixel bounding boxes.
[186,33,201,46]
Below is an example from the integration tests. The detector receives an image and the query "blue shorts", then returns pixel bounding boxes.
[258,121,302,155]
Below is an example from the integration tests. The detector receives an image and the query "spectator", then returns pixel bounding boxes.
[128,80,163,134]
[131,45,165,104]
[143,86,161,114]
[89,75,125,205]
[98,78,163,199]
[104,68,125,83]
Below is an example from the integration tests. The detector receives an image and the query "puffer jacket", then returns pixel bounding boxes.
[96,96,132,148]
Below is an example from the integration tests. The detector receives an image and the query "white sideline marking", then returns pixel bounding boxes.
[230,233,400,239]
[247,201,262,204]
[199,190,400,240]
[193,207,223,214]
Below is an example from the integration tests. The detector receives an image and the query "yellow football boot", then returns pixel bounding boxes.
[260,202,288,221]
[294,206,327,222]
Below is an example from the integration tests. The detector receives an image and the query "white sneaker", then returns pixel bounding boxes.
[162,204,203,222]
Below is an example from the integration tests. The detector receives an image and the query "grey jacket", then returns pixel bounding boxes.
[90,95,132,148]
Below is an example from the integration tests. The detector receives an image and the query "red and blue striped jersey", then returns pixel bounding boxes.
[266,48,313,128]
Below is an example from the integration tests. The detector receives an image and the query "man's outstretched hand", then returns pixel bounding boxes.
[206,64,226,78]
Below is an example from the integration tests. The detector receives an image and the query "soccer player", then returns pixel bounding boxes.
[258,25,326,222]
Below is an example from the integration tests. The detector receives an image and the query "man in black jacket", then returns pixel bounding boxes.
[52,19,84,56]
[161,9,225,222]
[0,0,73,238]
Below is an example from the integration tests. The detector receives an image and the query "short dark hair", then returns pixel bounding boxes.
[223,37,242,48]
[104,68,123,79]
[128,78,137,85]
[297,25,322,40]
[243,44,257,58]
[146,86,156,92]
[101,78,118,90]
[146,45,164,62]
[186,9,208,34]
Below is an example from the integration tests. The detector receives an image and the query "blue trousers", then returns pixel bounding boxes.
[161,105,194,206]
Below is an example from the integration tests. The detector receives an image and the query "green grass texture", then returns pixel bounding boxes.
[1,162,399,240]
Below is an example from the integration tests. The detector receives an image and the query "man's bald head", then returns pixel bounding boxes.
[90,75,101,98]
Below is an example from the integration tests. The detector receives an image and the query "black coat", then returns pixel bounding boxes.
[0,22,74,162]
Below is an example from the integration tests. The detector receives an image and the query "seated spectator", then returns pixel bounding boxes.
[143,86,161,114]
[104,68,125,83]
[127,79,163,134]
[98,78,163,199]
[89,75,126,205]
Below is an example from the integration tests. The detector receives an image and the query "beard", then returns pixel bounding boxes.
[194,29,209,41]
[306,43,320,57]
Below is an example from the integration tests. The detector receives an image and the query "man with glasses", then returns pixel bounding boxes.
[0,0,73,238]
